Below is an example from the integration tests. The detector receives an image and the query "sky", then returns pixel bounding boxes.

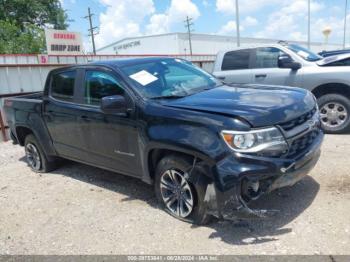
[61,0,350,52]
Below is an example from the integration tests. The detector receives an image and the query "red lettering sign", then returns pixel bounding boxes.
[53,33,76,40]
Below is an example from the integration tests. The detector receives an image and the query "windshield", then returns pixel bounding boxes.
[287,44,322,62]
[120,58,222,99]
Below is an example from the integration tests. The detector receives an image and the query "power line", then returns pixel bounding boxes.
[83,7,98,55]
[184,16,194,55]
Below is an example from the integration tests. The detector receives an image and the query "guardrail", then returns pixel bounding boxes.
[0,53,216,65]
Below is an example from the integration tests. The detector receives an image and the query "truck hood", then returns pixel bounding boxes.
[162,84,315,127]
[317,53,350,66]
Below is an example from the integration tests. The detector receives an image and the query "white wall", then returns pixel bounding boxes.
[178,35,237,54]
[97,34,180,55]
[97,33,343,55]
[178,34,342,54]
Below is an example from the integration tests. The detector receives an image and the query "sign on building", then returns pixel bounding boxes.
[113,41,141,54]
[45,29,83,55]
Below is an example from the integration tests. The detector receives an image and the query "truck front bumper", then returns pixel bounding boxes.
[202,131,323,220]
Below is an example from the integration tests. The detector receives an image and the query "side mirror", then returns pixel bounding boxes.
[278,54,301,70]
[101,95,128,114]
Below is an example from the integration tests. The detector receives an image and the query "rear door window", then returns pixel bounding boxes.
[221,49,250,70]
[51,70,76,102]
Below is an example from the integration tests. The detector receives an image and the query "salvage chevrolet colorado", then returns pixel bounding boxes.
[4,57,323,224]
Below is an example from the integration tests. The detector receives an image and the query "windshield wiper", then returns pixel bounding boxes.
[150,95,186,99]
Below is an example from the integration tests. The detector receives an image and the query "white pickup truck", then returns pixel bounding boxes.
[213,43,350,134]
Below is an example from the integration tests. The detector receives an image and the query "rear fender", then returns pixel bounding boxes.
[15,117,57,160]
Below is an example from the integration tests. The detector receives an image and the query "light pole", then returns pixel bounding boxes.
[343,0,348,49]
[184,16,194,55]
[235,0,240,47]
[307,0,311,49]
[84,7,98,55]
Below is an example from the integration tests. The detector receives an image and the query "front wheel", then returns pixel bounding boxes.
[318,94,350,134]
[154,155,211,224]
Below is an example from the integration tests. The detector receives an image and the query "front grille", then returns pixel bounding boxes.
[279,107,317,131]
[286,130,320,158]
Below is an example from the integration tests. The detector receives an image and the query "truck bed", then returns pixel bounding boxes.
[4,92,43,111]
[6,92,43,103]
[3,92,44,133]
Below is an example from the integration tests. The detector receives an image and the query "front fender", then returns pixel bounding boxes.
[148,124,226,157]
[141,123,227,184]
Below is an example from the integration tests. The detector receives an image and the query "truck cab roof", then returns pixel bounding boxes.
[91,57,181,68]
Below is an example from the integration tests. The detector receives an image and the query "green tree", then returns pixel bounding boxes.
[0,0,69,53]
[0,0,68,29]
[0,21,45,54]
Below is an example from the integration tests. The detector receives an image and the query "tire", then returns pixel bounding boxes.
[24,134,58,173]
[154,155,211,225]
[317,94,350,134]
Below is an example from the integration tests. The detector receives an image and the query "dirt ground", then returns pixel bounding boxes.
[0,135,349,255]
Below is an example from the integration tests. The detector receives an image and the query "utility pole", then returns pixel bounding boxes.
[84,7,98,55]
[235,0,240,47]
[307,0,311,49]
[344,0,348,49]
[184,16,194,55]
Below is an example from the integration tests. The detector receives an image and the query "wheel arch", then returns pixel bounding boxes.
[15,124,57,160]
[145,145,214,184]
[15,125,34,146]
[311,83,350,99]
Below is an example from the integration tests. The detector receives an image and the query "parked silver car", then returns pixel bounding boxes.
[213,43,350,133]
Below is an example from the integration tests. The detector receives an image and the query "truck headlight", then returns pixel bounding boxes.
[221,127,288,155]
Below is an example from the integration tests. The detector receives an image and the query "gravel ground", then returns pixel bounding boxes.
[0,135,349,255]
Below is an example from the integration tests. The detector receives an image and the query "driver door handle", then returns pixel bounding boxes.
[255,74,267,78]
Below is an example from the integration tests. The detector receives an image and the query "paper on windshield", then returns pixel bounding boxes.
[129,70,158,86]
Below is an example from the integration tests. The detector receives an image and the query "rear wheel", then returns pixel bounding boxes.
[318,94,350,134]
[24,134,58,173]
[154,155,211,224]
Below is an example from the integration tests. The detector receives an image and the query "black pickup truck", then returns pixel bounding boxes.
[4,57,323,224]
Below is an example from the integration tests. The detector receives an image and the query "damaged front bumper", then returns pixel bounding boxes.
[202,131,323,220]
